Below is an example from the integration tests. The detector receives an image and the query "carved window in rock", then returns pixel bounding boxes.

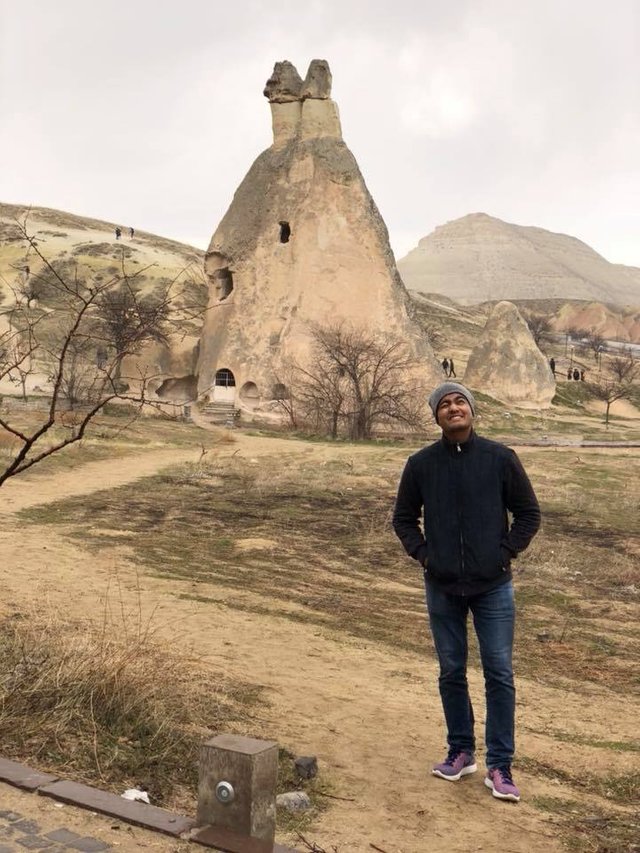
[214,268,234,301]
[239,381,260,408]
[279,221,291,243]
[272,383,289,400]
[214,369,236,387]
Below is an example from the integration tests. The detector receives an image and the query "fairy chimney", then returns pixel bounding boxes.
[464,301,556,408]
[197,59,441,411]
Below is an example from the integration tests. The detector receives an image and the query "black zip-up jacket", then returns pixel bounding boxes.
[392,431,541,596]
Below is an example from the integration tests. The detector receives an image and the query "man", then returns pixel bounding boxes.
[392,382,540,803]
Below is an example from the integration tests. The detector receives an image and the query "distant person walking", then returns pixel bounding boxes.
[129,227,135,239]
[573,368,580,381]
[567,367,572,380]
[442,358,450,376]
[549,357,556,376]
[580,369,585,381]
[115,227,121,240]
[448,358,456,378]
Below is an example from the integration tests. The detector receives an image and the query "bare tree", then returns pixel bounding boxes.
[49,335,101,410]
[583,327,606,362]
[278,323,428,440]
[94,280,170,387]
[0,301,43,402]
[565,325,588,340]
[0,217,201,487]
[586,352,637,427]
[8,263,44,309]
[420,317,445,352]
[5,333,35,402]
[608,347,636,383]
[524,312,553,347]
[269,366,300,431]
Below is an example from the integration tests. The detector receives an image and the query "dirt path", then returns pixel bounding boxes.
[0,447,199,514]
[0,438,635,852]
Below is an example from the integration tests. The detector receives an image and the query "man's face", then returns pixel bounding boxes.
[436,392,473,439]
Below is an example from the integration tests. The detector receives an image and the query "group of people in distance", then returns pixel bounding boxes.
[114,226,135,240]
[441,356,456,377]
[549,357,585,381]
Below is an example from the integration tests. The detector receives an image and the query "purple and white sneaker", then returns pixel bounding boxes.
[484,766,521,802]
[432,749,477,781]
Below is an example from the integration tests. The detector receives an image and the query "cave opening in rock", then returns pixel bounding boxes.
[215,368,236,387]
[214,268,234,300]
[239,381,260,408]
[272,382,289,400]
[279,221,291,243]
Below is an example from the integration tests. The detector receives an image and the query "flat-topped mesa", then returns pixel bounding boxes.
[264,59,341,147]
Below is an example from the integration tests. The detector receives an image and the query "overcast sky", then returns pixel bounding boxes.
[1,0,639,266]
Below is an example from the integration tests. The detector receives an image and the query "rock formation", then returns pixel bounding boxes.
[197,60,441,411]
[0,204,205,404]
[463,301,556,408]
[398,212,640,307]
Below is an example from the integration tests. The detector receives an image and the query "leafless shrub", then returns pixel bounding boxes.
[275,322,429,440]
[586,351,637,426]
[524,312,554,348]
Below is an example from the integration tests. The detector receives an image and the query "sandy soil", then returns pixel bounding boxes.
[0,436,637,853]
[584,398,640,419]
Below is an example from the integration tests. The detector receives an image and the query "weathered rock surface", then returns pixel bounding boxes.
[198,60,442,410]
[551,301,640,344]
[398,212,640,307]
[263,61,303,103]
[294,756,318,780]
[301,59,332,99]
[276,791,311,812]
[463,301,556,408]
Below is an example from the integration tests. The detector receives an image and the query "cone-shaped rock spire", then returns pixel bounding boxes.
[464,301,556,408]
[198,60,442,412]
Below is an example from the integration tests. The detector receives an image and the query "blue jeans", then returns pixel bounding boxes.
[425,579,515,768]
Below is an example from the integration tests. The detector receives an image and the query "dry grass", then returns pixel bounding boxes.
[0,598,263,811]
[531,795,640,853]
[13,436,640,850]
[21,446,639,689]
[0,405,229,480]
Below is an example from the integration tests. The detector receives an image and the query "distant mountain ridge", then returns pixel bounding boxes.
[398,213,640,307]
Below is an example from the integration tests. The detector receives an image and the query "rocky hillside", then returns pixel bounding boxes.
[0,203,207,400]
[398,212,640,308]
[0,203,205,303]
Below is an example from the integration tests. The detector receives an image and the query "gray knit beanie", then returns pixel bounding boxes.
[428,382,476,422]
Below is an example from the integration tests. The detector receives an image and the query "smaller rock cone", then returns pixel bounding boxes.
[464,301,556,408]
